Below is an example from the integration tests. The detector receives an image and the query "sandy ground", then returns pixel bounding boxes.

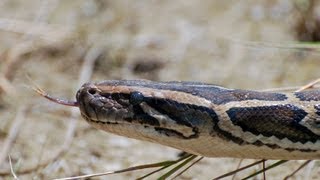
[0,0,320,179]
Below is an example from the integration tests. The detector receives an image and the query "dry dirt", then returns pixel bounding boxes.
[0,0,320,179]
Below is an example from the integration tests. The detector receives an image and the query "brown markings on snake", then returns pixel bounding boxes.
[251,141,315,152]
[212,126,316,152]
[226,104,320,144]
[143,97,213,138]
[313,105,320,126]
[144,97,215,128]
[96,80,288,105]
[204,89,288,105]
[315,104,320,116]
[142,96,316,151]
[154,127,199,139]
[295,90,320,101]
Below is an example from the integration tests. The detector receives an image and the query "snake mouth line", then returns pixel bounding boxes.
[85,116,200,139]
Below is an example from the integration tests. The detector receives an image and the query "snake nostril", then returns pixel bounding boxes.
[88,88,97,95]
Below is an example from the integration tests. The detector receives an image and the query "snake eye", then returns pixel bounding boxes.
[130,91,144,105]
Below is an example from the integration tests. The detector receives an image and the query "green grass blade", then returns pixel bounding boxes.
[242,160,288,180]
[136,154,193,180]
[157,155,198,180]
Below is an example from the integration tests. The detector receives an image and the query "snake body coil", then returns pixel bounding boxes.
[76,80,320,160]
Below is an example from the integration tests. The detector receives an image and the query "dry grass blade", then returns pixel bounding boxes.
[212,160,265,180]
[0,18,75,42]
[54,158,185,180]
[283,160,312,180]
[242,160,288,180]
[303,160,315,179]
[0,106,27,167]
[262,160,266,180]
[231,159,243,180]
[296,78,320,92]
[0,75,16,95]
[261,84,320,92]
[8,156,18,180]
[260,77,320,93]
[227,38,320,50]
[78,46,105,82]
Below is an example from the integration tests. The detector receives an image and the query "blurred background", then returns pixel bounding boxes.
[0,0,320,179]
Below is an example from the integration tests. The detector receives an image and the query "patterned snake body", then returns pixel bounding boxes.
[76,80,320,160]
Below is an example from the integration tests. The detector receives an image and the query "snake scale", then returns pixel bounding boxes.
[56,80,320,160]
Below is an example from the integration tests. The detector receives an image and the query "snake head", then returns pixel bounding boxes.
[76,80,203,145]
[76,82,136,123]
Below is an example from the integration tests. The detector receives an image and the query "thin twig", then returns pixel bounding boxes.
[261,85,320,92]
[284,160,312,180]
[231,159,243,180]
[260,77,320,93]
[34,133,48,176]
[0,75,16,95]
[3,41,41,81]
[303,160,315,180]
[78,46,104,83]
[22,0,60,40]
[262,160,266,180]
[9,155,18,180]
[242,160,288,180]
[296,78,320,92]
[0,18,74,42]
[0,106,27,167]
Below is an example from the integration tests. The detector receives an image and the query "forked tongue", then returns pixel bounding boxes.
[33,86,79,107]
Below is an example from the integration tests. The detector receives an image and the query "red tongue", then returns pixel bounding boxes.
[33,86,79,107]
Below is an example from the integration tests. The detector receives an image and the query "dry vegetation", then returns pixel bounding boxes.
[0,0,320,179]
